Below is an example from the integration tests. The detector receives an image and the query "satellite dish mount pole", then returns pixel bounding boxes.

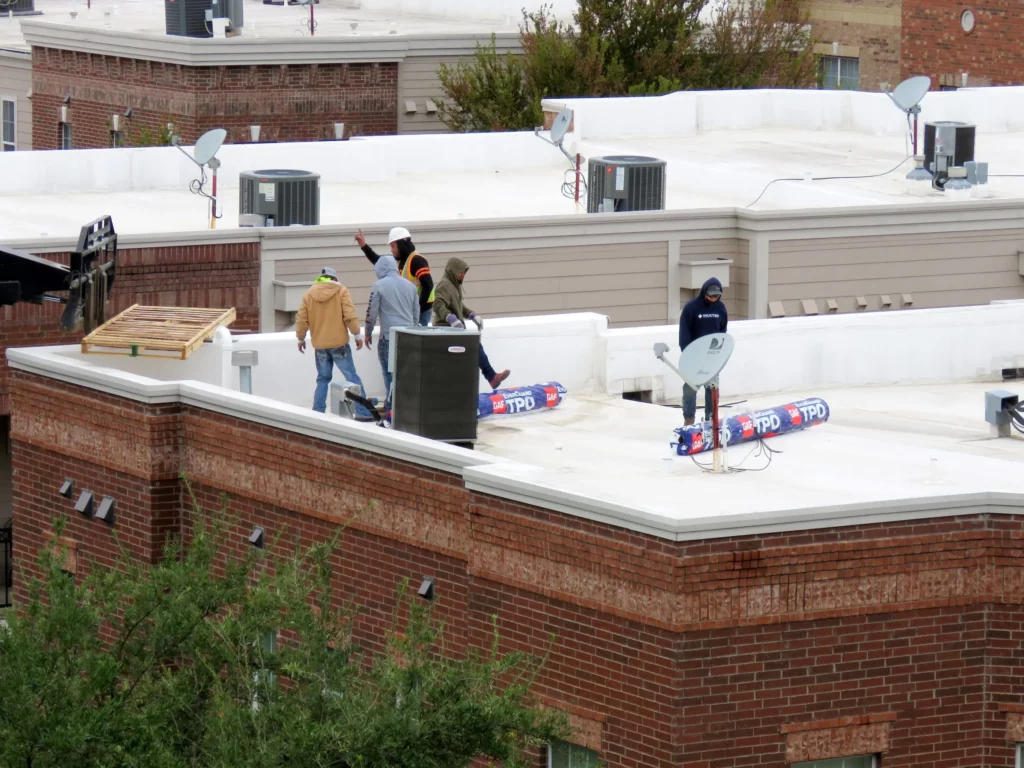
[910,104,921,157]
[710,380,724,473]
[208,156,220,230]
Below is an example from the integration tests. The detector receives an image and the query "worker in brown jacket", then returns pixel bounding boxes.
[296,266,373,419]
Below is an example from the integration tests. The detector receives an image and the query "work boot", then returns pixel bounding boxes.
[488,370,510,390]
[684,417,695,426]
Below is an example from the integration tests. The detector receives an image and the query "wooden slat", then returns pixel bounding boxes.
[81,304,236,359]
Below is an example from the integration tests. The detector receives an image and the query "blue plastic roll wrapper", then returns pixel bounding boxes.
[672,397,830,456]
[478,382,567,419]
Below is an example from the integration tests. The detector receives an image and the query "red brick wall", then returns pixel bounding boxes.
[9,371,1024,766]
[902,0,1022,85]
[0,240,259,416]
[31,47,398,149]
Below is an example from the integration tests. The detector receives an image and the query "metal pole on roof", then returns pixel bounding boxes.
[574,153,581,207]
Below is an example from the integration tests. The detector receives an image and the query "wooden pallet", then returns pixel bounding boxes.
[81,305,236,359]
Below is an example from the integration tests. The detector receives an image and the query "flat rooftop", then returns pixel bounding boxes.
[5,87,1024,241]
[7,303,1024,539]
[474,382,1024,538]
[0,0,519,52]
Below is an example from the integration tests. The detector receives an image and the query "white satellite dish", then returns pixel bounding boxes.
[677,333,734,388]
[174,128,228,230]
[550,108,573,145]
[887,75,931,112]
[192,128,227,166]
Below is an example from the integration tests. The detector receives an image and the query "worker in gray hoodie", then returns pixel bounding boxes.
[365,255,419,413]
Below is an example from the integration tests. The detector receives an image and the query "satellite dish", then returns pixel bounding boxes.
[677,333,734,388]
[193,128,227,166]
[550,108,573,145]
[887,76,931,112]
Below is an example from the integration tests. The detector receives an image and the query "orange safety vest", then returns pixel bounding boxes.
[401,251,435,303]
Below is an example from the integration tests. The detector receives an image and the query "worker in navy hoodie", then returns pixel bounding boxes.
[678,277,728,426]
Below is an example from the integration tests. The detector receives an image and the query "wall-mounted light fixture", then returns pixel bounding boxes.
[417,576,435,601]
[249,526,265,549]
[96,496,116,526]
[59,478,74,498]
[124,107,133,119]
[74,490,94,518]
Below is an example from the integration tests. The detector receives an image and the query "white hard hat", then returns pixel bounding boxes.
[387,226,411,244]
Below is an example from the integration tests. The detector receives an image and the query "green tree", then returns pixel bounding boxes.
[0,499,568,767]
[437,0,814,132]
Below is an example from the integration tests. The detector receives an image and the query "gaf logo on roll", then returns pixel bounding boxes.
[489,394,507,414]
[448,346,466,354]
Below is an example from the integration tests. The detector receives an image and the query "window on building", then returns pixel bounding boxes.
[1,99,14,151]
[110,130,124,148]
[548,741,600,768]
[1016,743,1024,768]
[793,757,878,768]
[59,122,72,150]
[819,56,860,90]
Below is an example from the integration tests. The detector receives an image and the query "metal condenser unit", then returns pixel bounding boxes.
[239,169,320,227]
[587,155,666,214]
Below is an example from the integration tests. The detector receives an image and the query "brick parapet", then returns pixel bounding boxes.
[9,372,1024,766]
[31,47,398,149]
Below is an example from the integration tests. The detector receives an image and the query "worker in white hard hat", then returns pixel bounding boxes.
[355,227,434,327]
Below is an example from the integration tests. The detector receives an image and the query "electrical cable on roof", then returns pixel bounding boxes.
[688,436,781,473]
[745,155,914,209]
[561,156,588,201]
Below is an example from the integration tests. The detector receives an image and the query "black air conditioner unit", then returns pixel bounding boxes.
[165,0,213,37]
[0,0,40,15]
[390,327,479,444]
[923,121,975,170]
[211,0,243,31]
[587,155,666,214]
[239,170,320,227]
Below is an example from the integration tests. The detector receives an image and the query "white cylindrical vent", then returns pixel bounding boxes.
[334,122,345,140]
[249,125,261,142]
[111,114,121,131]
[60,105,69,123]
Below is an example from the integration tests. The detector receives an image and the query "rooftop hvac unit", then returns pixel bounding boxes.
[587,155,666,214]
[211,0,243,31]
[165,0,213,37]
[924,121,975,170]
[0,0,38,14]
[390,327,479,444]
[239,170,320,227]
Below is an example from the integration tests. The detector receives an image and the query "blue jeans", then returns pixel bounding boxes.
[479,345,496,382]
[377,334,392,412]
[419,308,432,327]
[683,383,713,422]
[313,344,373,419]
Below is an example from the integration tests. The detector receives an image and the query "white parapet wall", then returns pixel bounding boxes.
[599,300,1024,400]
[15,302,1024,413]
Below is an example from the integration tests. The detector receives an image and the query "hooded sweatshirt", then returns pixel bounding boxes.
[365,255,419,340]
[678,277,728,351]
[296,280,361,350]
[432,257,474,326]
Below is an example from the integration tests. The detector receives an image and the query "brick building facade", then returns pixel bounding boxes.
[901,0,1016,87]
[808,0,1023,91]
[8,368,1024,766]
[0,240,259,416]
[31,48,398,150]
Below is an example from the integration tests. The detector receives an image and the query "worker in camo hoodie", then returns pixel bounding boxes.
[432,257,510,390]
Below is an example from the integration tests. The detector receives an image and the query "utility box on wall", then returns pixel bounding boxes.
[679,259,732,291]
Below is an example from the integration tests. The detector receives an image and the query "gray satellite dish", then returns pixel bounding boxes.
[887,76,931,112]
[550,108,572,145]
[193,128,227,166]
[677,333,734,388]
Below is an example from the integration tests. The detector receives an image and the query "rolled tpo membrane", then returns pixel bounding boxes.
[672,397,830,456]
[478,382,567,419]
